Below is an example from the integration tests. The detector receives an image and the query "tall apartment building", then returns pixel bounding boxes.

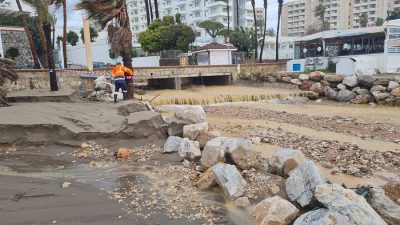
[0,0,33,13]
[127,0,255,47]
[282,0,400,37]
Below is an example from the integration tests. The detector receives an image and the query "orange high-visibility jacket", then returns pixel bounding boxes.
[112,65,133,78]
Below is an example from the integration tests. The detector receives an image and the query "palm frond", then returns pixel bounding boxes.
[0,58,18,106]
[22,0,53,22]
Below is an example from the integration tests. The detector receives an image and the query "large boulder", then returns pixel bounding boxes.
[299,74,309,81]
[200,137,252,168]
[352,95,373,104]
[372,91,391,102]
[391,87,400,97]
[281,76,292,83]
[388,81,400,92]
[285,160,326,207]
[196,130,220,148]
[315,183,387,225]
[212,163,247,200]
[178,138,201,161]
[95,82,114,93]
[268,148,306,176]
[358,75,377,89]
[384,181,400,203]
[336,90,357,102]
[298,80,312,91]
[167,118,187,137]
[370,187,400,225]
[174,105,206,124]
[252,196,299,225]
[310,83,325,96]
[195,167,217,190]
[370,85,387,92]
[324,86,338,100]
[342,76,358,87]
[294,209,351,225]
[337,83,347,90]
[229,146,260,170]
[324,75,344,83]
[163,136,183,153]
[309,72,324,81]
[357,88,372,96]
[183,122,209,140]
[291,79,302,85]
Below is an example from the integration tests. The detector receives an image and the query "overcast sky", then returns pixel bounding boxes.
[54,0,292,34]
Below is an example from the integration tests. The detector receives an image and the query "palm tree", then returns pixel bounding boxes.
[276,0,283,61]
[51,13,57,49]
[23,0,59,91]
[63,0,68,68]
[77,1,133,69]
[0,59,18,106]
[154,0,159,18]
[148,0,153,21]
[235,0,239,26]
[314,4,327,31]
[259,0,267,63]
[250,0,258,61]
[219,0,230,36]
[144,0,151,25]
[15,0,41,68]
[37,15,49,68]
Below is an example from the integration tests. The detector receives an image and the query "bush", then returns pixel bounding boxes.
[5,47,20,60]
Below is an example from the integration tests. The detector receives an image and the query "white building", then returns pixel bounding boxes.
[259,36,296,60]
[127,0,255,47]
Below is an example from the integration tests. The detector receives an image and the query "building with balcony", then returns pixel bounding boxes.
[282,0,400,37]
[127,0,255,47]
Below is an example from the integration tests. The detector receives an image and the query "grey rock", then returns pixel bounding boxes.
[291,79,302,85]
[358,75,377,89]
[299,74,309,81]
[285,160,326,207]
[370,85,387,92]
[252,196,299,225]
[174,105,206,124]
[268,148,306,176]
[337,90,357,102]
[163,136,183,153]
[95,82,114,93]
[372,91,390,102]
[229,146,260,170]
[342,76,358,87]
[315,183,387,225]
[370,187,400,225]
[183,122,209,140]
[167,119,188,137]
[324,75,344,83]
[235,196,251,208]
[356,88,372,96]
[212,163,247,200]
[337,83,347,90]
[388,81,400,92]
[294,209,351,225]
[196,130,220,148]
[195,166,217,190]
[324,86,338,100]
[352,86,361,92]
[178,138,201,161]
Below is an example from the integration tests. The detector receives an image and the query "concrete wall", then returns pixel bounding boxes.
[11,63,286,91]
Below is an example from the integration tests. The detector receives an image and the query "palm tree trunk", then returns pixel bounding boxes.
[148,0,154,21]
[227,1,230,35]
[276,1,283,61]
[144,0,151,25]
[123,1,134,99]
[235,0,239,27]
[251,0,258,61]
[16,0,41,68]
[259,0,267,63]
[154,0,159,19]
[37,15,49,68]
[43,23,58,91]
[63,0,68,68]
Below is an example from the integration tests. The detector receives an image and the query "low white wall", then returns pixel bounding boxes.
[132,56,160,67]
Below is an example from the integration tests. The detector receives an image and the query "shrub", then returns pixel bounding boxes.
[5,47,20,60]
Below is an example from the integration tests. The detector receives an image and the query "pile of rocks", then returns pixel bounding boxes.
[258,72,400,106]
[162,105,399,225]
[87,76,123,102]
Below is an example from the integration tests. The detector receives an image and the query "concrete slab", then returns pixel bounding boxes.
[8,87,82,103]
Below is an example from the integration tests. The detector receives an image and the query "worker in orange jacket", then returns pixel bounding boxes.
[112,62,133,103]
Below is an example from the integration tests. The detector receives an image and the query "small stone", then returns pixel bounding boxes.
[346,166,360,175]
[251,137,261,144]
[291,79,302,85]
[235,197,251,208]
[116,148,133,159]
[270,184,280,195]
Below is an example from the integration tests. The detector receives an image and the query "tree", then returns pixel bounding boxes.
[314,4,328,31]
[62,0,67,68]
[5,47,20,60]
[305,25,320,35]
[15,0,41,68]
[266,28,275,36]
[375,17,384,26]
[276,0,284,61]
[0,59,18,106]
[138,15,195,53]
[80,26,99,42]
[359,12,368,27]
[220,27,256,53]
[259,0,267,63]
[66,30,79,46]
[250,0,258,60]
[23,0,58,91]
[199,20,224,39]
[77,0,134,98]
[387,8,400,21]
[50,13,57,49]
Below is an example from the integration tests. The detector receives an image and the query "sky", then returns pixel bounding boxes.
[54,0,289,34]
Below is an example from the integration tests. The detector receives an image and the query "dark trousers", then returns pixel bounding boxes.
[115,79,128,100]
